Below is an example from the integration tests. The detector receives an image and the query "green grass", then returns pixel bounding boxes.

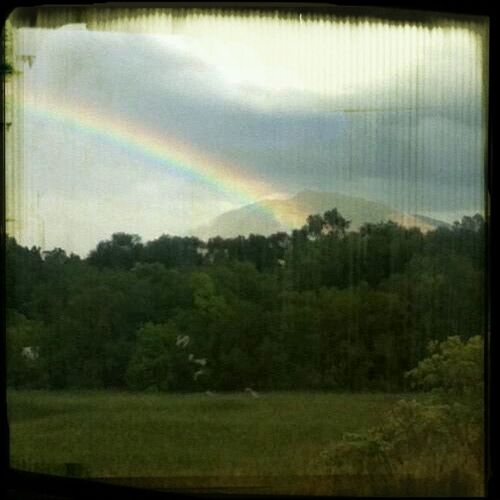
[8,391,404,475]
[11,390,472,495]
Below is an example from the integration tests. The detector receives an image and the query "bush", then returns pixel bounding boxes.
[406,335,483,405]
[319,336,484,495]
[125,322,194,391]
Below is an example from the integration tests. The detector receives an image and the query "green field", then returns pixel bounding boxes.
[8,390,420,493]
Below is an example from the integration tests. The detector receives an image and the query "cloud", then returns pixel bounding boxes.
[11,22,487,254]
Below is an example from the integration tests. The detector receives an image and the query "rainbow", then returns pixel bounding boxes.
[19,92,297,229]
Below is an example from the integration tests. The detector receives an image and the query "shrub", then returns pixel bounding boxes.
[125,322,193,391]
[406,335,483,406]
[319,336,484,495]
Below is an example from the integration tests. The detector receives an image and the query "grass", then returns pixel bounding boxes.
[8,390,475,496]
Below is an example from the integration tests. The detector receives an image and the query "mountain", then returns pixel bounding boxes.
[411,214,452,229]
[192,190,445,239]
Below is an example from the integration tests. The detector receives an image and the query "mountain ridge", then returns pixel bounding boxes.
[191,190,445,239]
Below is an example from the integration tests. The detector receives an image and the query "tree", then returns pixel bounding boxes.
[305,214,325,238]
[5,205,486,394]
[6,237,44,314]
[321,336,484,495]
[126,322,193,391]
[323,208,350,237]
[88,233,143,269]
[406,335,483,404]
[6,309,48,388]
[141,235,203,268]
[190,272,227,318]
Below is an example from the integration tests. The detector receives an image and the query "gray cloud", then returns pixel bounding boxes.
[15,26,486,253]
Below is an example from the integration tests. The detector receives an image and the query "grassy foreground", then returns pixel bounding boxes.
[9,390,473,496]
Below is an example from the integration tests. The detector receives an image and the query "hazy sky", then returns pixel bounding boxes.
[6,11,488,256]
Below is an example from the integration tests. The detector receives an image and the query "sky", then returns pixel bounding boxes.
[5,10,488,257]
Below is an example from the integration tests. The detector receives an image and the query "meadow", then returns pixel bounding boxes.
[8,390,429,495]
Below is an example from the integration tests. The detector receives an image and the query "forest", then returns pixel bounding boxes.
[6,209,486,393]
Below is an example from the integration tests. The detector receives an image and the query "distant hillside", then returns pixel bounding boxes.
[412,214,452,229]
[192,190,443,239]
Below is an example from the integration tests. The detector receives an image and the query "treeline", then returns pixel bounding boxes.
[6,210,486,392]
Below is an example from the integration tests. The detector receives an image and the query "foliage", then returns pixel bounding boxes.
[406,335,484,403]
[1,61,14,75]
[125,322,193,391]
[5,211,486,392]
[6,208,486,495]
[320,336,484,494]
[6,309,48,388]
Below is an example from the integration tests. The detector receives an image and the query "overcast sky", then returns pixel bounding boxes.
[6,11,488,256]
